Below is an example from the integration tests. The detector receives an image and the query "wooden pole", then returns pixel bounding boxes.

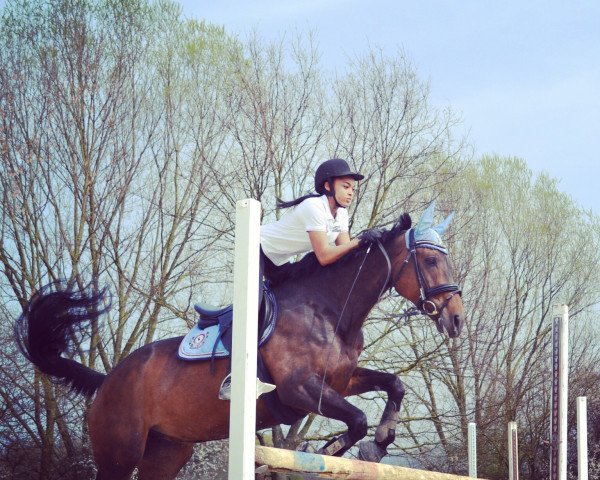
[256,445,485,480]
[468,422,477,478]
[508,422,519,480]
[550,304,569,480]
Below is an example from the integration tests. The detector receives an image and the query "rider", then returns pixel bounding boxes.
[218,158,383,399]
[262,158,367,275]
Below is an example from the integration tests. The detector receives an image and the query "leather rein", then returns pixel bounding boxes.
[375,229,462,324]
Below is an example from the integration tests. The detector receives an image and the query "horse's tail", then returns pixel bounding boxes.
[14,282,110,398]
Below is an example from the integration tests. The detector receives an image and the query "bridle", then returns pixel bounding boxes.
[376,229,462,323]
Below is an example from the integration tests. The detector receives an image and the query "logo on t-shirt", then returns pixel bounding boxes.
[327,219,341,233]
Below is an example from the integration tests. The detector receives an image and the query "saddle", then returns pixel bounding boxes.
[178,283,277,361]
[178,283,304,425]
[195,304,233,328]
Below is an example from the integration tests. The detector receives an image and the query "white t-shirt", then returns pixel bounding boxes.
[261,195,349,266]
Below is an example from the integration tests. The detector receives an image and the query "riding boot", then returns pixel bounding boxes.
[218,274,275,401]
[218,373,232,400]
[218,373,276,400]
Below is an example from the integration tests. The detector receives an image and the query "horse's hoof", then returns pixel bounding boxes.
[298,441,315,453]
[255,465,269,475]
[317,434,351,456]
[358,440,387,462]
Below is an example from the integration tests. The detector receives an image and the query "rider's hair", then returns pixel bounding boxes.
[277,176,337,209]
[276,193,321,209]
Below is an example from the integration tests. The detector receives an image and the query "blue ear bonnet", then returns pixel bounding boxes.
[405,203,453,254]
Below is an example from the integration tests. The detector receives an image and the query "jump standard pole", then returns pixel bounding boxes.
[468,422,477,478]
[577,396,588,480]
[227,199,261,480]
[508,422,519,480]
[550,304,569,480]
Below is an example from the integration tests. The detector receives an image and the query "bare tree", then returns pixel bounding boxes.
[0,1,242,477]
[388,157,600,478]
[326,47,466,230]
[218,31,326,223]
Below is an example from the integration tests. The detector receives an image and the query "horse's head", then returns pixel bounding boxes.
[387,204,465,338]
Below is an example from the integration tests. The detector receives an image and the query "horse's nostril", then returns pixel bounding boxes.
[453,314,462,330]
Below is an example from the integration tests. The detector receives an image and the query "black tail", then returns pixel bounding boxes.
[15,282,110,398]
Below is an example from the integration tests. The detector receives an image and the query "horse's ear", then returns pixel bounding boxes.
[433,212,454,236]
[396,212,412,231]
[415,203,435,233]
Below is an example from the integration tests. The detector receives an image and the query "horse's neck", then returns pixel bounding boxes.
[315,246,392,338]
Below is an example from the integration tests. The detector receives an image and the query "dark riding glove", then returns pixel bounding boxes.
[358,228,385,246]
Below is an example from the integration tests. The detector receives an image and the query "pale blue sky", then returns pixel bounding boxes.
[181,0,600,213]
[2,0,597,211]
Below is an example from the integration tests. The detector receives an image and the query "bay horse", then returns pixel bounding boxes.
[15,204,465,479]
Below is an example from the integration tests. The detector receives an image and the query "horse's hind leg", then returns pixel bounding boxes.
[137,431,194,480]
[94,460,138,480]
[90,414,146,480]
[342,367,405,462]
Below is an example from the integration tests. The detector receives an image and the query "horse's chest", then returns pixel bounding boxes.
[269,302,362,387]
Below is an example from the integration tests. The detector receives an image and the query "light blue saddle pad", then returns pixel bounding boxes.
[178,324,229,360]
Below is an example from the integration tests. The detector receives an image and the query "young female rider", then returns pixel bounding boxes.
[260,158,383,279]
[219,158,383,399]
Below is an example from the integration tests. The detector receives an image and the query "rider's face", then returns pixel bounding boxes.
[329,177,357,208]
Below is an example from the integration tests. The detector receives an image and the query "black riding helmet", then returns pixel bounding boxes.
[314,158,364,195]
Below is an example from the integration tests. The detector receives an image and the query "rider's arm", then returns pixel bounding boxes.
[308,230,360,266]
[335,231,351,246]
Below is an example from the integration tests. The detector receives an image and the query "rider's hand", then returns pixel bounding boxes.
[358,228,385,246]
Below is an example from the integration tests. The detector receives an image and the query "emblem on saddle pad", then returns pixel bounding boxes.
[189,332,208,349]
[178,324,229,360]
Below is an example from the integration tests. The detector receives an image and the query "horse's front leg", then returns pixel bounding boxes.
[342,366,405,462]
[276,373,368,458]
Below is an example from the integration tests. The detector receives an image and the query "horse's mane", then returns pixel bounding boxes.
[267,213,412,286]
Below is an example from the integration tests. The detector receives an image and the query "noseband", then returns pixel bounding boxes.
[377,229,461,323]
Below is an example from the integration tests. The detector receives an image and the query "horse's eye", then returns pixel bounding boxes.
[425,256,437,267]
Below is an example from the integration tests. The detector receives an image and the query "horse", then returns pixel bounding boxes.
[15,204,465,479]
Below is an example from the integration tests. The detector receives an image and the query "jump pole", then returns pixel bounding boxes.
[468,422,477,478]
[228,199,261,480]
[549,304,569,480]
[255,445,478,480]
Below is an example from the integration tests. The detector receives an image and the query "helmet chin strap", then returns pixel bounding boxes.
[326,179,346,209]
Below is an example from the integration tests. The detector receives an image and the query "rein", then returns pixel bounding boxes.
[317,243,375,415]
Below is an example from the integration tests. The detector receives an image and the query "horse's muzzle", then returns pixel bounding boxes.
[436,310,464,337]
